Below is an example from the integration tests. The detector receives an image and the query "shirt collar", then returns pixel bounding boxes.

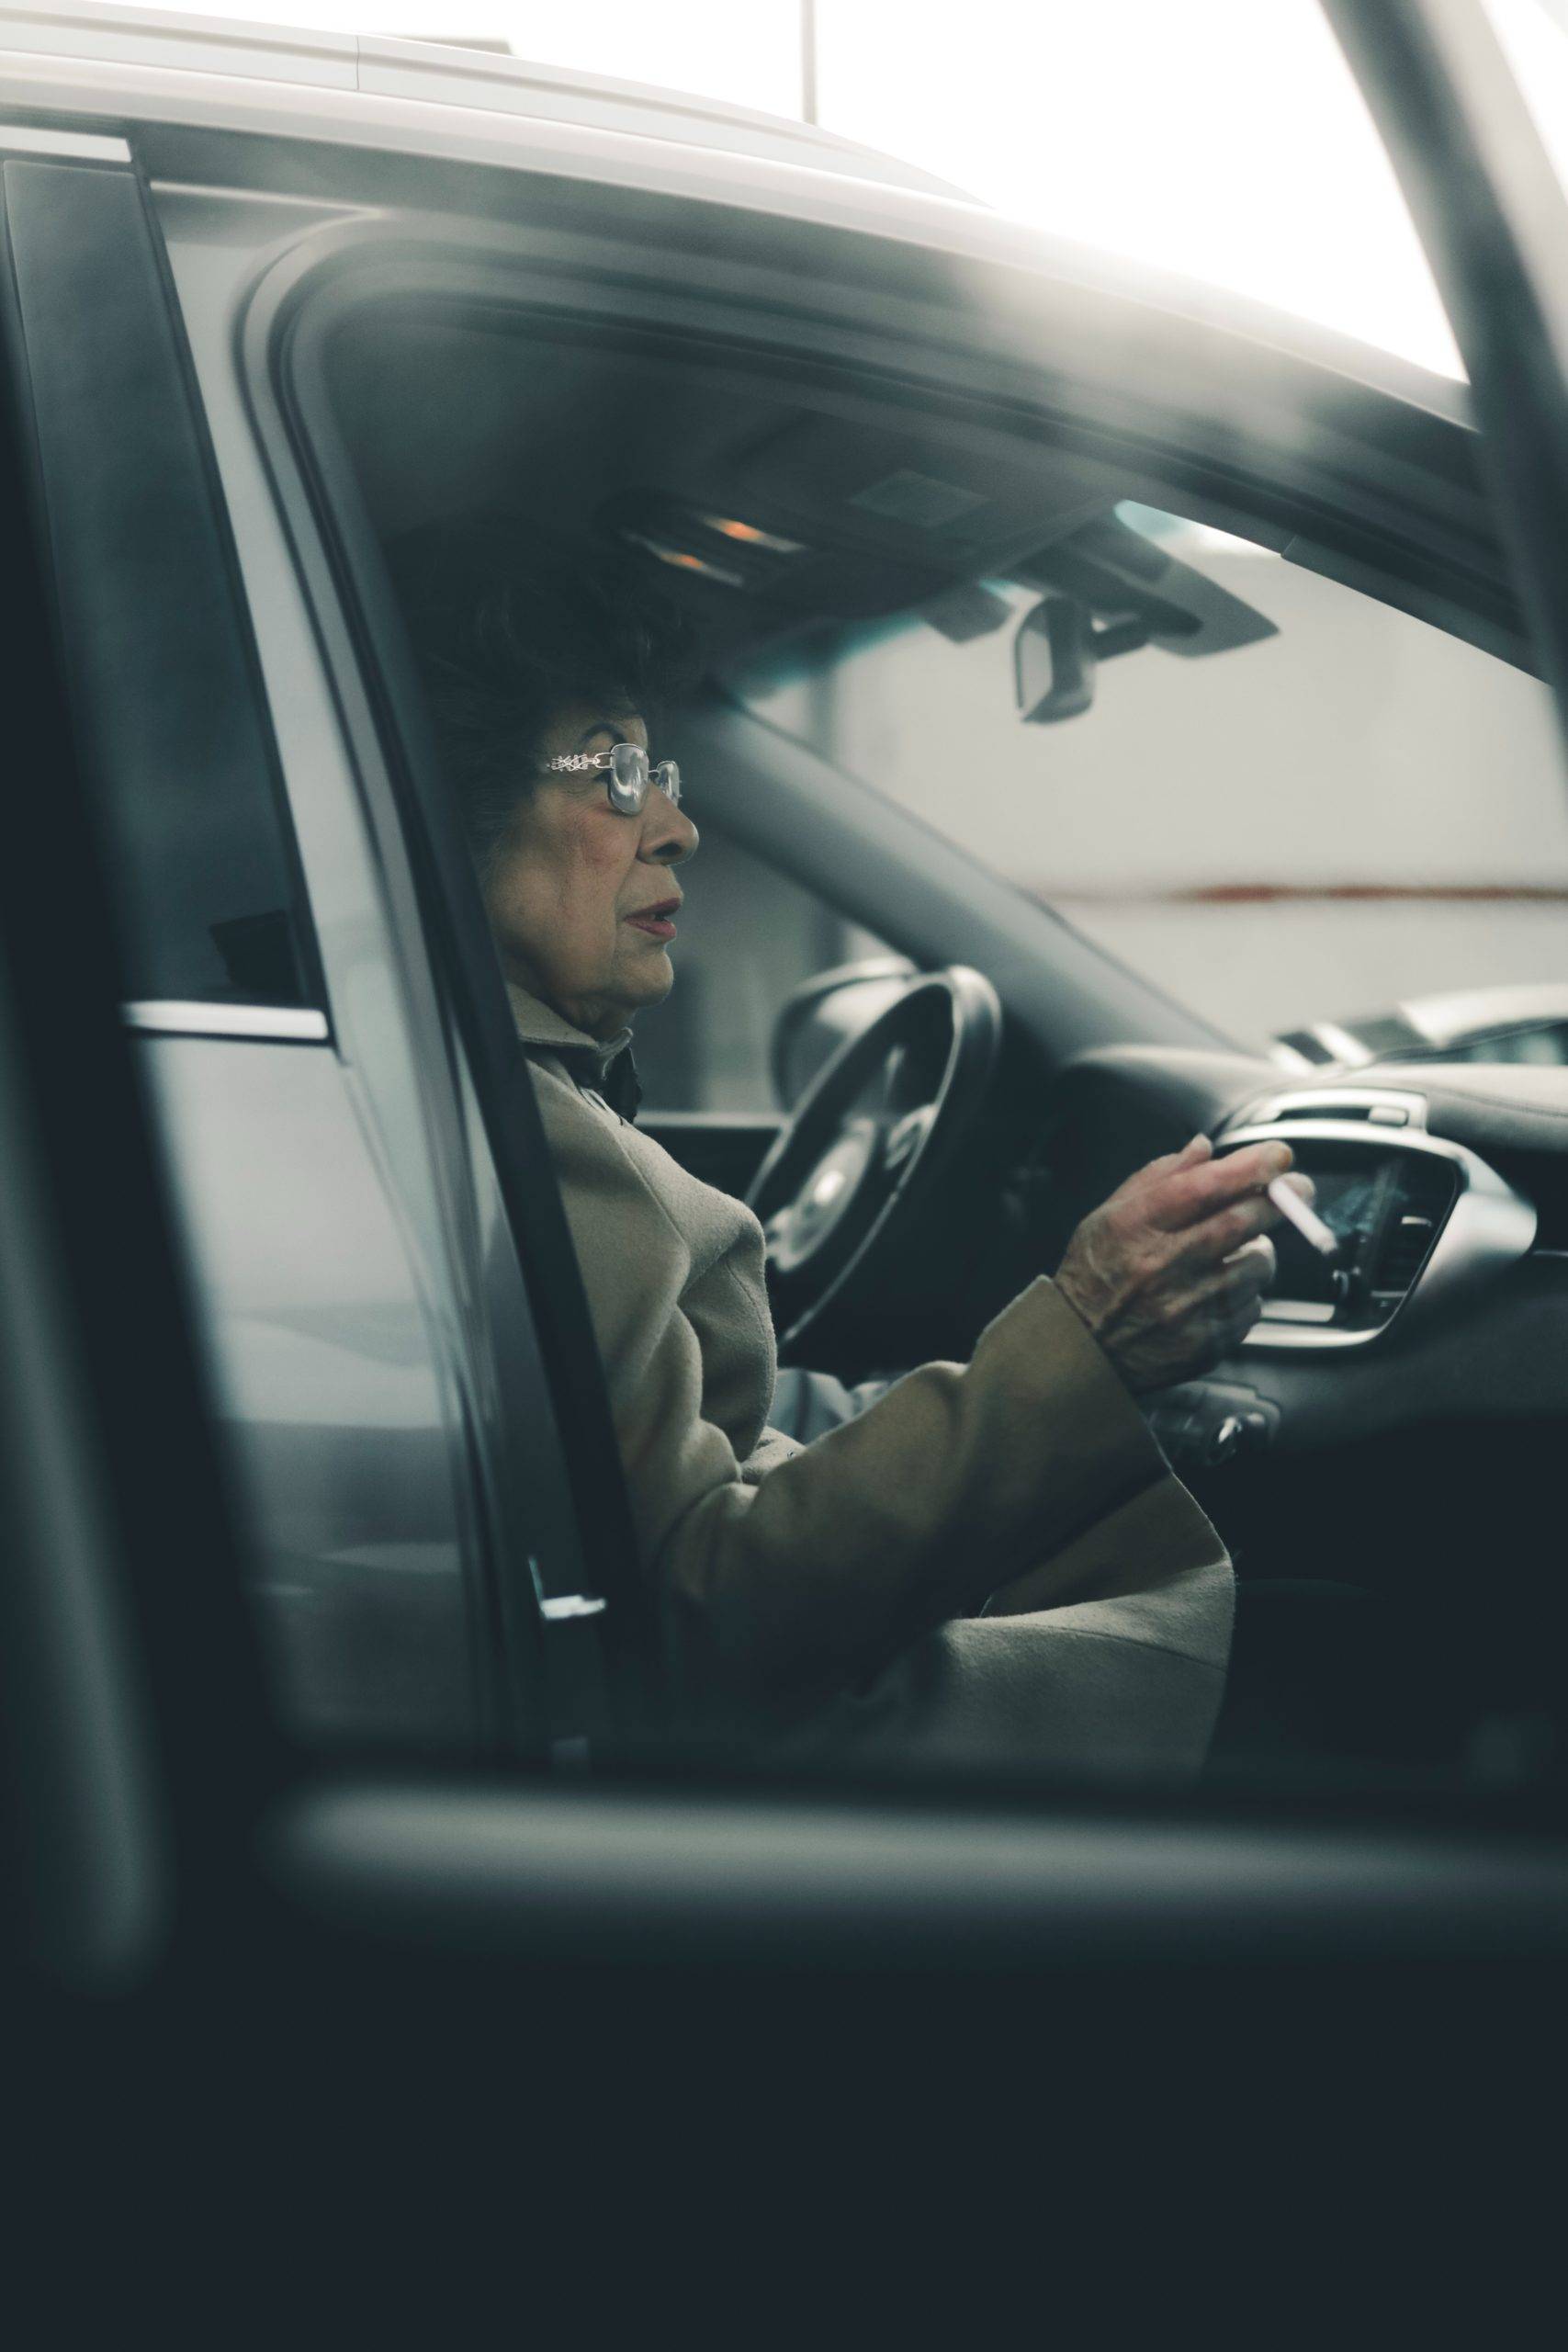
[505,981,641,1119]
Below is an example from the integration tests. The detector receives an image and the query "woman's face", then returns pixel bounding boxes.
[484,701,700,1038]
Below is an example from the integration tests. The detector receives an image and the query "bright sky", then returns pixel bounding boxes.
[74,0,1568,379]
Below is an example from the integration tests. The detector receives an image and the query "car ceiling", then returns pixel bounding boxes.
[324,304,1132,663]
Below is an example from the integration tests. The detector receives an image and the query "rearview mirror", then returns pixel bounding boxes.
[1014,596,1097,723]
[1013,509,1279,729]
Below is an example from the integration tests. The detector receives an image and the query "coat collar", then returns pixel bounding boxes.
[506,981,642,1120]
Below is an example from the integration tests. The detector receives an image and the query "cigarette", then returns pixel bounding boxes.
[1268,1175,1339,1260]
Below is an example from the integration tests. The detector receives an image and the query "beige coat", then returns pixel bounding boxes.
[510,983,1234,1778]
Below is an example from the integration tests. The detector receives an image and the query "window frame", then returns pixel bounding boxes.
[232,197,1563,1760]
[241,232,663,1741]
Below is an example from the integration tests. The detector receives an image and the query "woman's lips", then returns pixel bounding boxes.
[626,908,678,940]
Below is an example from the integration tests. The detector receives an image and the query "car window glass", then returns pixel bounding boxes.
[2,161,317,1012]
[630,823,889,1111]
[313,299,893,1113]
[736,504,1568,1061]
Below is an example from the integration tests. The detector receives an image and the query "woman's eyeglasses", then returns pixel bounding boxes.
[539,741,682,815]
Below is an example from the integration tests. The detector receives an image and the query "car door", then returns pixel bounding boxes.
[156,28,1568,1975]
[7,21,1568,2117]
[0,131,580,1759]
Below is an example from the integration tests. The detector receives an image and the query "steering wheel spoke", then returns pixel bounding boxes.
[882,1103,937,1174]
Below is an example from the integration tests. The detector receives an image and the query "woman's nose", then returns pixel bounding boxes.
[640,793,699,865]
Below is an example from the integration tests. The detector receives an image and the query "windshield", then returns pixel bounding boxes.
[734,505,1568,1058]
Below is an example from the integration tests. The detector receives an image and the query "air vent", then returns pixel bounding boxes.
[1368,1160,1458,1305]
[1233,1089,1427,1130]
[1282,1100,1379,1122]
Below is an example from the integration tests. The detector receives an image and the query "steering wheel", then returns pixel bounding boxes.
[747,967,1003,1361]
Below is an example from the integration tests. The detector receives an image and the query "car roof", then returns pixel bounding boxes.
[0,1,977,198]
[0,2,1471,424]
[2,0,1488,615]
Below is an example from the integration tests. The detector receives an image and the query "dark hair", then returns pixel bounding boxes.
[390,518,702,882]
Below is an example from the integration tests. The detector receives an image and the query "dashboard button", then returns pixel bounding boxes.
[1366,1103,1410,1125]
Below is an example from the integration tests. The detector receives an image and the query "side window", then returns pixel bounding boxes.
[1,158,318,1013]
[303,293,899,1114]
[632,820,890,1110]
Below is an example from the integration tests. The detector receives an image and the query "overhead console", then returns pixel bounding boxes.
[1218,1091,1537,1350]
[324,298,1134,642]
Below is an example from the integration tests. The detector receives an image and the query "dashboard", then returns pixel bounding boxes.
[1096,1069,1568,1721]
[779,973,1568,1470]
[781,975,1568,1672]
[1041,1057,1568,1475]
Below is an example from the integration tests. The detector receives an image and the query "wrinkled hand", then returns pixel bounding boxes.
[1055,1134,1312,1394]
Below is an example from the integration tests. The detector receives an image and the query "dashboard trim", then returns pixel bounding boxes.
[1234,1085,1429,1129]
[1220,1117,1537,1351]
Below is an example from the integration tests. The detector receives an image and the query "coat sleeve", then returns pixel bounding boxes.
[532,1066,1231,1736]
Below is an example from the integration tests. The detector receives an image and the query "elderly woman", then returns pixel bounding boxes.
[409,534,1297,1776]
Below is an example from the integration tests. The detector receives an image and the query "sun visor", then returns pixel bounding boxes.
[722,413,1122,579]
